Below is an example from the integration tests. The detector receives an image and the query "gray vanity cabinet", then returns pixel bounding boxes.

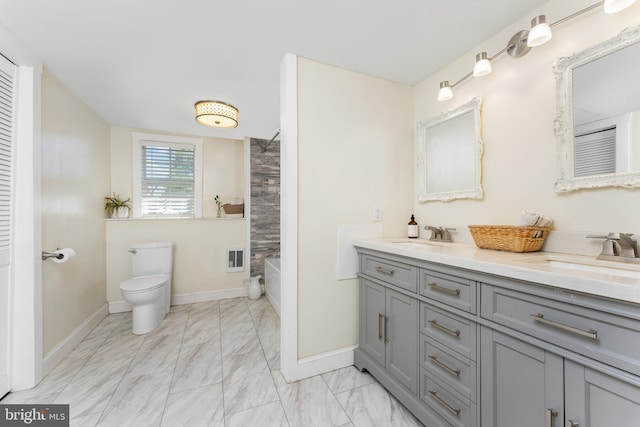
[359,278,419,393]
[480,328,564,427]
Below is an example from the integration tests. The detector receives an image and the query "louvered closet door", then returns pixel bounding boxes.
[0,53,16,398]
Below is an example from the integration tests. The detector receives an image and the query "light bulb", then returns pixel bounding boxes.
[473,52,492,77]
[604,0,636,13]
[438,81,453,101]
[527,15,552,47]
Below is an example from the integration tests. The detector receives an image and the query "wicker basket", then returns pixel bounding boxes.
[222,203,244,215]
[468,225,550,253]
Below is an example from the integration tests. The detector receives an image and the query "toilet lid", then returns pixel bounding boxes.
[120,275,168,293]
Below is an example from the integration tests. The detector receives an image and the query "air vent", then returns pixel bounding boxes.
[227,248,244,272]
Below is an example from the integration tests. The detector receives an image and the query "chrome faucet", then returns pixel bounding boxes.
[424,226,456,242]
[587,232,639,263]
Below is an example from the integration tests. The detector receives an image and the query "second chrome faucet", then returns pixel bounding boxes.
[425,226,456,242]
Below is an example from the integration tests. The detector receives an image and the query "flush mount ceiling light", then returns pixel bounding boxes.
[437,0,636,101]
[194,100,239,128]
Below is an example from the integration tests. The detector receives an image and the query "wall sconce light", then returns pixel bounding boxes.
[527,15,553,47]
[473,52,493,77]
[194,100,239,128]
[437,0,636,101]
[437,81,454,101]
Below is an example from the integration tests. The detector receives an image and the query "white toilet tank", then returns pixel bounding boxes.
[130,241,174,277]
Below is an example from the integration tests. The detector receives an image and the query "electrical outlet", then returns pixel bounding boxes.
[373,206,383,222]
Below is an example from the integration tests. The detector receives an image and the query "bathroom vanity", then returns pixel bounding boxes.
[354,239,640,427]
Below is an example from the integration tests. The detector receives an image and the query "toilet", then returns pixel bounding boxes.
[120,241,174,335]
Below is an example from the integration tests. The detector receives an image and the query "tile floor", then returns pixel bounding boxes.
[1,296,423,427]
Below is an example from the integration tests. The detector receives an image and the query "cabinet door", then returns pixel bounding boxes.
[360,279,386,366]
[386,288,418,393]
[480,327,564,427]
[565,359,640,427]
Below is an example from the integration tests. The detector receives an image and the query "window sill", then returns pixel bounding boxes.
[105,216,245,221]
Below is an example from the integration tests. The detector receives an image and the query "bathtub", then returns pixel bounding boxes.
[264,258,281,316]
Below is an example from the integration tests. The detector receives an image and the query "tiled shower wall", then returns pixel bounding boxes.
[250,137,280,278]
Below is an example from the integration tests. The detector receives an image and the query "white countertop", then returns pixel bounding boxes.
[354,238,640,304]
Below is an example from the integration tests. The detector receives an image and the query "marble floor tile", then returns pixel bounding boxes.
[126,333,182,377]
[170,339,222,393]
[182,309,220,346]
[222,350,269,383]
[220,320,262,358]
[70,412,102,427]
[223,370,279,415]
[272,371,350,427]
[161,384,225,427]
[225,401,289,427]
[336,382,424,427]
[256,328,280,371]
[97,370,172,427]
[87,329,145,366]
[321,366,376,395]
[53,357,131,418]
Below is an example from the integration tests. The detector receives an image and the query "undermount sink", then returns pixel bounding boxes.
[390,239,441,249]
[518,254,640,279]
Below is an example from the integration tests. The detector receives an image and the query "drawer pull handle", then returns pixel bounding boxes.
[428,390,461,416]
[531,313,598,340]
[428,282,461,296]
[378,313,384,342]
[428,355,460,377]
[375,266,395,276]
[546,408,558,427]
[428,319,460,337]
[567,421,579,427]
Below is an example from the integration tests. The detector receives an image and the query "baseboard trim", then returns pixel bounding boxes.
[284,345,356,382]
[43,303,109,376]
[108,287,248,314]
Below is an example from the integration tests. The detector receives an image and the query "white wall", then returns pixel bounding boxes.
[296,57,413,358]
[41,69,110,355]
[413,0,640,236]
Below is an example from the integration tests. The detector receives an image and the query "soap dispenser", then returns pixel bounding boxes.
[408,215,418,239]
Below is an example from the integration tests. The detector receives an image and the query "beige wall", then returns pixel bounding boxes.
[413,0,640,234]
[106,127,246,301]
[109,126,244,217]
[297,58,413,358]
[41,69,110,354]
[105,219,246,301]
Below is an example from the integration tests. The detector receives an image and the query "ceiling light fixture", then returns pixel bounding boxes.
[473,52,493,77]
[194,100,239,128]
[437,1,635,101]
[527,15,553,47]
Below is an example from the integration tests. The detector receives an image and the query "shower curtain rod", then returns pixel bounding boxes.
[260,129,280,152]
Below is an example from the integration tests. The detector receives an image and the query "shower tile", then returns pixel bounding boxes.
[170,339,222,393]
[161,384,225,427]
[225,401,289,427]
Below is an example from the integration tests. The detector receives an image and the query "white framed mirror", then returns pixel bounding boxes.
[417,97,483,202]
[553,23,640,192]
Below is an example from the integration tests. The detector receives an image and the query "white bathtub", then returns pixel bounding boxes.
[264,258,281,316]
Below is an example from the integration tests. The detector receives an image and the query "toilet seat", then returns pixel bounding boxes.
[120,275,168,293]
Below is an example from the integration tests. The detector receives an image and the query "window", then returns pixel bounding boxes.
[132,133,203,218]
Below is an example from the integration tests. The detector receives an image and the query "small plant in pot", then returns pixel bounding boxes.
[104,193,131,218]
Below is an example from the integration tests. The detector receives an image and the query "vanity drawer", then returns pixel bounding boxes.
[481,283,640,376]
[420,334,476,402]
[361,254,418,292]
[420,270,476,314]
[420,369,476,427]
[420,303,476,361]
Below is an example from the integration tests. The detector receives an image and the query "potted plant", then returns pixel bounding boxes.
[214,194,222,218]
[104,193,131,218]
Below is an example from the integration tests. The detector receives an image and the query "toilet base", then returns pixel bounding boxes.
[131,303,167,335]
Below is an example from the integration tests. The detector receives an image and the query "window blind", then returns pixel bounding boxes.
[574,127,616,178]
[140,144,195,216]
[0,57,14,252]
